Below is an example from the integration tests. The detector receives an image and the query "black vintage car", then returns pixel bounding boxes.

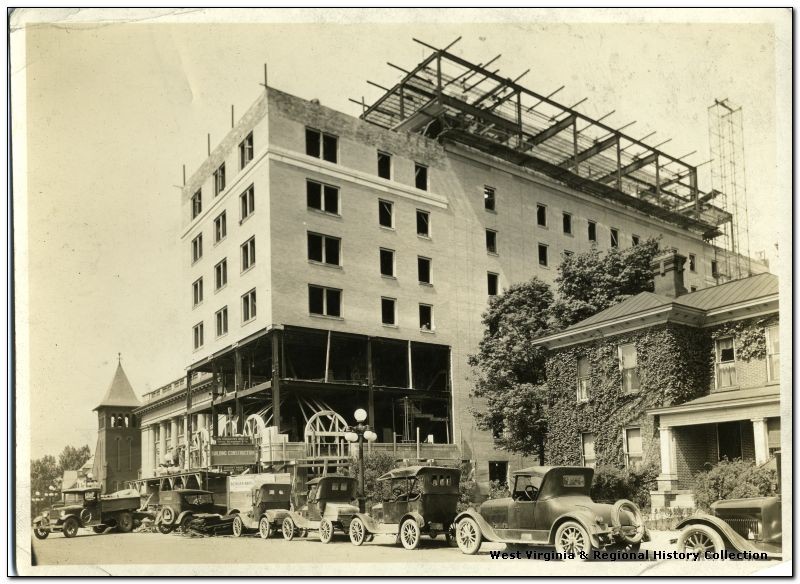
[282,476,359,544]
[349,466,460,549]
[454,466,648,555]
[154,489,227,534]
[675,453,782,559]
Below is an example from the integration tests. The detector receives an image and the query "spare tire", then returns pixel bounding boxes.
[611,499,644,544]
[161,506,175,525]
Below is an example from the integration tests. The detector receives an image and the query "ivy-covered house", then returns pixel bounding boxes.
[532,249,780,509]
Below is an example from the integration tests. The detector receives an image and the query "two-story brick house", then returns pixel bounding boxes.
[532,249,780,509]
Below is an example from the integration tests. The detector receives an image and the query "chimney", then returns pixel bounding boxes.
[651,248,688,298]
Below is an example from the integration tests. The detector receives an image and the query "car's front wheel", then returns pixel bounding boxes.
[179,515,193,534]
[259,517,273,539]
[62,517,79,538]
[554,521,593,558]
[456,518,482,555]
[349,517,367,546]
[400,518,421,550]
[232,515,244,538]
[157,523,174,535]
[676,524,724,558]
[33,526,49,540]
[319,518,334,544]
[282,517,296,541]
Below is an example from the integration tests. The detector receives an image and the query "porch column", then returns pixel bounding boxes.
[751,418,769,464]
[657,426,678,491]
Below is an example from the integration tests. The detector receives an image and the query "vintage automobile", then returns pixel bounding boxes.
[282,476,359,544]
[154,489,227,534]
[189,475,293,539]
[32,487,141,539]
[454,466,648,555]
[675,453,782,559]
[348,465,460,550]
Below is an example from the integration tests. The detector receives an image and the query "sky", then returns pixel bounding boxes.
[13,9,789,459]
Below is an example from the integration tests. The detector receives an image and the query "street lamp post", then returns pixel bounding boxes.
[344,408,377,513]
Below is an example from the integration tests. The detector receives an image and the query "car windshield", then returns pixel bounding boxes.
[513,475,543,501]
[63,493,82,504]
[183,493,213,505]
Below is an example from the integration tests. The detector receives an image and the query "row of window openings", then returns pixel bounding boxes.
[306,128,429,191]
[308,181,432,237]
[191,186,255,263]
[190,134,254,220]
[307,285,434,330]
[192,242,253,306]
[575,326,780,401]
[580,429,643,469]
[192,290,256,349]
[192,249,249,308]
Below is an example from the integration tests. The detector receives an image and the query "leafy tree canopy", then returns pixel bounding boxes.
[58,444,92,474]
[550,237,660,328]
[469,238,662,460]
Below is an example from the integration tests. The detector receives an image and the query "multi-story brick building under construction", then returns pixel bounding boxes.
[132,43,768,493]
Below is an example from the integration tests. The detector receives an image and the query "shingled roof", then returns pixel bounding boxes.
[93,362,141,410]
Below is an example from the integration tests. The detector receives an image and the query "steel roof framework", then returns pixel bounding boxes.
[355,38,730,238]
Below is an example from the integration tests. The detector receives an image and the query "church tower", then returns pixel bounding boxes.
[92,358,142,493]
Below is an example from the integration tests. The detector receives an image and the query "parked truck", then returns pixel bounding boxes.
[33,486,141,539]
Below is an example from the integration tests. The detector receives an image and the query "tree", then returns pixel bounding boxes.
[550,237,661,328]
[468,239,662,462]
[58,444,92,473]
[348,450,401,508]
[468,278,554,463]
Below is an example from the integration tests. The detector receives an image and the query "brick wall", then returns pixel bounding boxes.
[674,424,716,489]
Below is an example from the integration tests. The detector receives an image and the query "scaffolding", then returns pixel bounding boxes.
[708,99,752,281]
[356,38,731,239]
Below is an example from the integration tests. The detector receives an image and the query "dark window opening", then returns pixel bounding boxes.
[305,128,321,158]
[711,260,719,278]
[538,244,548,267]
[239,132,254,169]
[689,254,697,272]
[419,304,433,331]
[487,272,499,296]
[213,163,226,196]
[380,248,395,277]
[536,204,547,227]
[415,163,428,191]
[632,234,640,246]
[307,180,339,214]
[379,200,393,228]
[381,298,396,325]
[308,285,341,317]
[588,221,597,242]
[562,213,572,234]
[307,232,340,266]
[418,257,431,284]
[416,210,430,237]
[240,185,255,220]
[322,134,338,163]
[191,190,202,219]
[610,228,619,248]
[378,151,391,179]
[484,186,496,211]
[489,461,508,485]
[486,230,497,254]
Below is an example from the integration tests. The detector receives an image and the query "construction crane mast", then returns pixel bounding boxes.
[708,99,752,281]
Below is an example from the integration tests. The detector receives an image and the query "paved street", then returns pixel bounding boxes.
[23,529,781,576]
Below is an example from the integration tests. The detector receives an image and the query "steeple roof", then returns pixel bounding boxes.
[93,362,141,410]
